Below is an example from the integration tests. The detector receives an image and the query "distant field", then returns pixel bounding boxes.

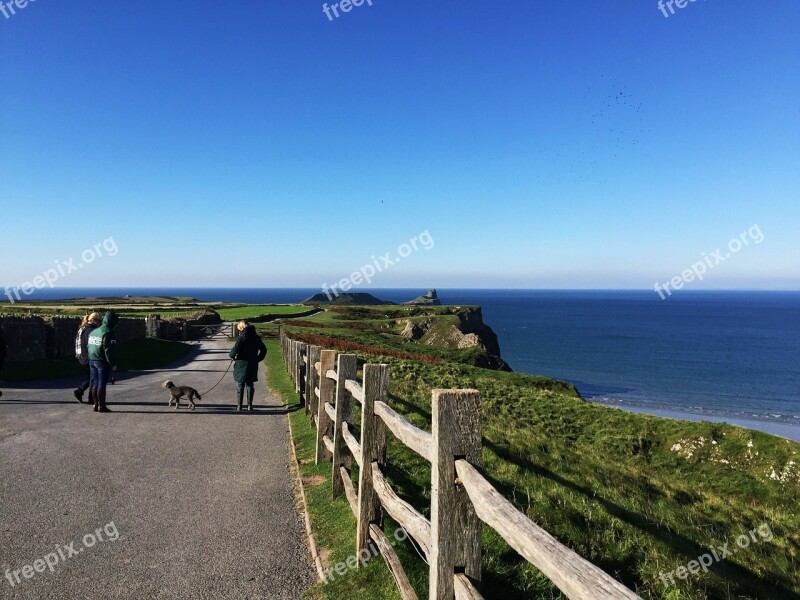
[216,305,313,320]
[0,297,313,322]
[0,295,219,318]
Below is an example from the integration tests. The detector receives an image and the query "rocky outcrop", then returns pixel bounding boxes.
[423,308,502,355]
[404,289,441,306]
[456,307,503,358]
[400,318,432,341]
[401,307,510,371]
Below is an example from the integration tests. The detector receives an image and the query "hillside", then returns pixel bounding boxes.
[269,305,800,600]
[284,304,511,371]
[302,292,394,305]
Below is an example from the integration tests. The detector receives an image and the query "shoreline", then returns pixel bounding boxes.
[593,400,800,442]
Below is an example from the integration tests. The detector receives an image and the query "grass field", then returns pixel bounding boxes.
[0,296,216,318]
[2,338,193,382]
[273,307,800,600]
[216,305,313,320]
[0,296,315,322]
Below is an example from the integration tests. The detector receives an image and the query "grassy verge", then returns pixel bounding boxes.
[2,338,192,382]
[265,338,429,600]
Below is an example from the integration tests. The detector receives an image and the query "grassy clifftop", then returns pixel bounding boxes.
[273,305,799,600]
[283,304,512,371]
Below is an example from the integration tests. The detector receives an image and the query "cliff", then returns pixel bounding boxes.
[400,306,511,371]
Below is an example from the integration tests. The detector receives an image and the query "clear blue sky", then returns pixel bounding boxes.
[1,0,798,290]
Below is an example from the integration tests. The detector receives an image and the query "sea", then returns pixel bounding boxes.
[13,288,800,440]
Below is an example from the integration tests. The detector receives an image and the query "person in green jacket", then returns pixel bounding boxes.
[87,311,119,413]
[229,321,267,411]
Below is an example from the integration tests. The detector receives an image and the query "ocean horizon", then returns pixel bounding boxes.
[7,287,800,438]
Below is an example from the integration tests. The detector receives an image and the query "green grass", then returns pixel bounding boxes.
[383,360,800,599]
[2,338,193,382]
[0,295,216,317]
[271,307,800,600]
[216,305,313,320]
[266,339,427,600]
[0,297,315,322]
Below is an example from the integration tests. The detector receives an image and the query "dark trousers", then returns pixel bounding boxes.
[236,381,255,392]
[89,360,111,391]
[77,363,91,393]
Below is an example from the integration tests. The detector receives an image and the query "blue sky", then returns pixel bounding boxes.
[1,0,798,290]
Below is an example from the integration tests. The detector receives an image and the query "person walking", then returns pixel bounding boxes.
[73,312,102,403]
[87,311,119,413]
[229,321,267,411]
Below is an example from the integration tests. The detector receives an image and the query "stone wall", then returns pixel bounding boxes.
[0,317,47,361]
[45,317,81,360]
[113,318,147,344]
[0,315,147,361]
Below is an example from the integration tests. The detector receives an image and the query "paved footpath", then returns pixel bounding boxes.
[0,335,313,600]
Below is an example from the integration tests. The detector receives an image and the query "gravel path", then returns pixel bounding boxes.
[0,334,313,599]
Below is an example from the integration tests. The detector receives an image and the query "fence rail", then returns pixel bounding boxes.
[279,328,641,600]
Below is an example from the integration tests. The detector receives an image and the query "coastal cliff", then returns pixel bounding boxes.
[400,306,510,371]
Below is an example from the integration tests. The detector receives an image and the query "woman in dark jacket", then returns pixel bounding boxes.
[229,321,267,411]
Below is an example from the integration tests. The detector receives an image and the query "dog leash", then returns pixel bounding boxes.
[198,359,234,397]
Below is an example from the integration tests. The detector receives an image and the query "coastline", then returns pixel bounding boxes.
[593,399,800,442]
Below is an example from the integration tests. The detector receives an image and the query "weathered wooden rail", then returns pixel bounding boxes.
[279,328,641,600]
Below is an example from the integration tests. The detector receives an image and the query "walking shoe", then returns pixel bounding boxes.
[97,389,112,412]
[73,389,84,403]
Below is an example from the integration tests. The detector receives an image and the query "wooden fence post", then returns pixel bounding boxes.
[332,354,357,499]
[295,341,304,393]
[430,389,482,599]
[356,364,389,562]
[306,345,321,419]
[299,343,309,407]
[289,341,296,388]
[315,349,337,464]
[292,342,300,392]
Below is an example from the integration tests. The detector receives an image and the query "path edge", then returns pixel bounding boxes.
[265,363,326,585]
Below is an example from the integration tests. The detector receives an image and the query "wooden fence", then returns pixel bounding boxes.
[280,328,641,600]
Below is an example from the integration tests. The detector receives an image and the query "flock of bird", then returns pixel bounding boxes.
[546,75,654,185]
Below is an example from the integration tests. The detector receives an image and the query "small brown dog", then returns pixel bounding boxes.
[162,380,202,410]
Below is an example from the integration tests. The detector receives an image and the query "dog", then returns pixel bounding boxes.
[162,380,202,410]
